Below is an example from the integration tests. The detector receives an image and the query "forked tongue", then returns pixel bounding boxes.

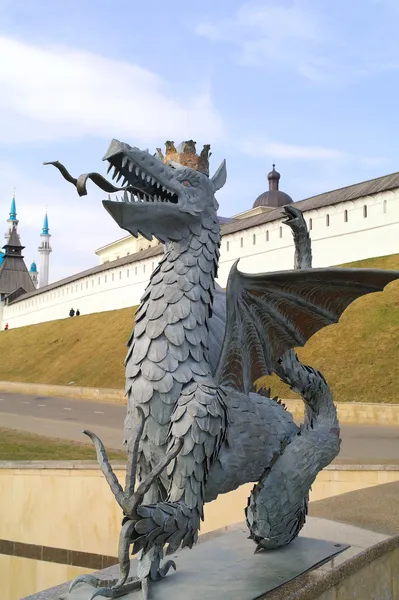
[43,161,142,196]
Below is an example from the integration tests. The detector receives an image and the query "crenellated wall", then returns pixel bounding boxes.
[2,189,398,330]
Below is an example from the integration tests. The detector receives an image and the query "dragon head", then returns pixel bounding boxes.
[46,139,227,244]
[102,139,226,243]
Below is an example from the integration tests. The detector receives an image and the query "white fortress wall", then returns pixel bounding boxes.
[96,233,159,265]
[2,189,399,330]
[218,189,399,280]
[2,254,159,329]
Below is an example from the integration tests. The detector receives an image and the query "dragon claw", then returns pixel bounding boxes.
[68,562,176,599]
[69,577,141,599]
[69,574,105,593]
[68,574,142,598]
[87,584,139,600]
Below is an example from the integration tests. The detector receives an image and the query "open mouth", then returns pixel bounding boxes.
[282,205,300,223]
[43,139,182,205]
[106,153,179,205]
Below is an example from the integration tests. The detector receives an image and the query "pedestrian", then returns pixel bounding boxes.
[4,323,8,331]
[69,308,75,317]
[76,309,80,316]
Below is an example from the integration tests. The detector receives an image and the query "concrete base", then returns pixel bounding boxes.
[24,517,390,600]
[65,525,348,600]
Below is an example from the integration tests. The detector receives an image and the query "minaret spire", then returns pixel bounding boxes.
[38,210,52,288]
[5,190,19,243]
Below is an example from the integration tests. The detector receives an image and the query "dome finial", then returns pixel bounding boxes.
[252,164,293,209]
[268,164,280,190]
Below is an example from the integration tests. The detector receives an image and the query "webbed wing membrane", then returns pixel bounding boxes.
[215,261,399,394]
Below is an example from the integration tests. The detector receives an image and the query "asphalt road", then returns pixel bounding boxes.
[1,391,399,463]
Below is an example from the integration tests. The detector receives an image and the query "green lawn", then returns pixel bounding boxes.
[0,428,126,461]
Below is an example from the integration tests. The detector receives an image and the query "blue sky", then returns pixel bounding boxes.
[0,0,399,281]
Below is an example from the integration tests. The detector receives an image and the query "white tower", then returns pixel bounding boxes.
[38,212,51,288]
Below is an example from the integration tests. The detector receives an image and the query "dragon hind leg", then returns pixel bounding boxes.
[246,351,340,551]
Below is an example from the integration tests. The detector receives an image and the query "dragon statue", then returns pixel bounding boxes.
[46,140,399,599]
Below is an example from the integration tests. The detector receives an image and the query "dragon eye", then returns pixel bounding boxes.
[182,180,190,187]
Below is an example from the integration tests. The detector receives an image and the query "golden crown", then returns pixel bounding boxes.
[156,140,211,176]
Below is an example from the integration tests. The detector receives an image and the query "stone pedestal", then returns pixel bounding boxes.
[26,517,393,600]
[64,523,348,600]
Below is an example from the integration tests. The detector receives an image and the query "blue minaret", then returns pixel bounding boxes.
[5,192,19,242]
[38,211,51,288]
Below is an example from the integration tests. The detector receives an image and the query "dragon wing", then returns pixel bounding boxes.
[215,262,399,394]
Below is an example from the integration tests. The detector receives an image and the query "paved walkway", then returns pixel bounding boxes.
[310,481,399,535]
[1,391,399,461]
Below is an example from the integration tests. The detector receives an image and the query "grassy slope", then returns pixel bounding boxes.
[0,428,126,461]
[259,253,399,403]
[0,307,135,388]
[0,254,399,402]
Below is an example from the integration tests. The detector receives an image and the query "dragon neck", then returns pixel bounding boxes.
[133,218,221,365]
[292,226,312,270]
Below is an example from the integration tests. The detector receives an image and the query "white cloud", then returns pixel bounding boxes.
[0,36,223,144]
[196,1,399,83]
[196,1,329,79]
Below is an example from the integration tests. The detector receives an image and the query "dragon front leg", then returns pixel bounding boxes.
[125,383,226,577]
[120,384,226,590]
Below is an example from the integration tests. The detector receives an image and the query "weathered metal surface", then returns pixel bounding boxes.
[46,140,399,599]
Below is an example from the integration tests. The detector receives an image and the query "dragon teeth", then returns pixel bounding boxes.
[151,177,156,185]
[128,161,134,172]
[122,156,128,168]
[112,167,119,180]
[116,171,123,183]
[141,172,146,180]
[123,190,129,202]
[146,174,151,183]
[107,163,112,174]
[135,166,140,176]
[156,182,161,189]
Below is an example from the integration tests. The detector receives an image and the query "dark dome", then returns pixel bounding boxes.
[253,190,293,208]
[253,164,293,209]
